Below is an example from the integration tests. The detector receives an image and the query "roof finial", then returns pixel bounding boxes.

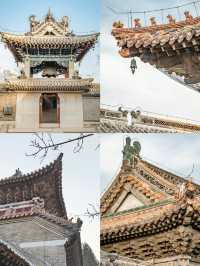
[12,168,22,177]
[122,137,141,168]
[46,8,54,21]
[48,7,52,16]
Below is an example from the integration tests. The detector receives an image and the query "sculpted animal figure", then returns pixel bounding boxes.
[112,21,124,28]
[122,137,141,167]
[61,16,69,28]
[167,14,176,24]
[134,18,141,28]
[29,15,39,31]
[184,11,193,22]
[150,17,157,26]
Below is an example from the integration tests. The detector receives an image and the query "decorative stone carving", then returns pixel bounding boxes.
[113,21,124,29]
[150,17,157,26]
[134,18,141,28]
[184,11,193,22]
[167,14,176,24]
[122,137,141,166]
[29,15,39,32]
[175,181,197,205]
[61,16,69,29]
[45,8,55,22]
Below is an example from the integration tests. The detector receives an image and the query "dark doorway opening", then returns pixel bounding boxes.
[40,93,60,123]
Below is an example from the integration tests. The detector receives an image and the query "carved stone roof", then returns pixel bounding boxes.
[0,239,49,266]
[29,9,70,37]
[99,108,200,133]
[101,200,200,243]
[101,155,200,216]
[99,121,177,133]
[0,153,67,218]
[0,197,79,228]
[1,78,96,92]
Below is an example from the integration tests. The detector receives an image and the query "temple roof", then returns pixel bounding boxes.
[0,78,97,93]
[99,121,177,133]
[0,239,49,266]
[1,32,99,46]
[0,197,81,229]
[99,108,200,133]
[0,78,100,96]
[0,153,67,218]
[112,17,200,50]
[101,199,200,243]
[0,10,99,62]
[101,140,200,216]
[101,140,200,260]
[112,12,200,91]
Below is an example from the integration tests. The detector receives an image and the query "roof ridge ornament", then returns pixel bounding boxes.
[46,8,54,22]
[175,180,197,204]
[122,137,141,169]
[12,168,23,177]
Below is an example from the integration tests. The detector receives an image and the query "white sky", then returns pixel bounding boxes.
[0,134,100,258]
[101,134,200,193]
[101,0,200,120]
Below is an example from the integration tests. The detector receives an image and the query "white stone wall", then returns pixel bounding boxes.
[83,96,100,122]
[59,93,83,130]
[15,93,40,130]
[15,92,84,131]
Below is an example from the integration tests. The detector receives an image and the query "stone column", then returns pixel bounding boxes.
[24,56,31,78]
[68,57,75,78]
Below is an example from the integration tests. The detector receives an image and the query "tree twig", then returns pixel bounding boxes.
[26,133,94,162]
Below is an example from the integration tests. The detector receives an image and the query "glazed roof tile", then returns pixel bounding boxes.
[112,18,200,55]
[2,78,95,92]
[0,199,70,227]
[1,32,99,48]
[98,121,177,133]
[0,153,67,218]
[99,108,200,133]
[101,154,200,217]
[101,198,200,244]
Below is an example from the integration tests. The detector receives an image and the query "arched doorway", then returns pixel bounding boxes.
[40,93,60,123]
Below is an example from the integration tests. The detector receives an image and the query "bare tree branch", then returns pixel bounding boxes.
[26,133,94,162]
[85,204,99,220]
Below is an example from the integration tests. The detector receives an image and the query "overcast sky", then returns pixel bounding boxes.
[0,134,99,258]
[0,0,99,81]
[101,134,200,193]
[101,0,200,121]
